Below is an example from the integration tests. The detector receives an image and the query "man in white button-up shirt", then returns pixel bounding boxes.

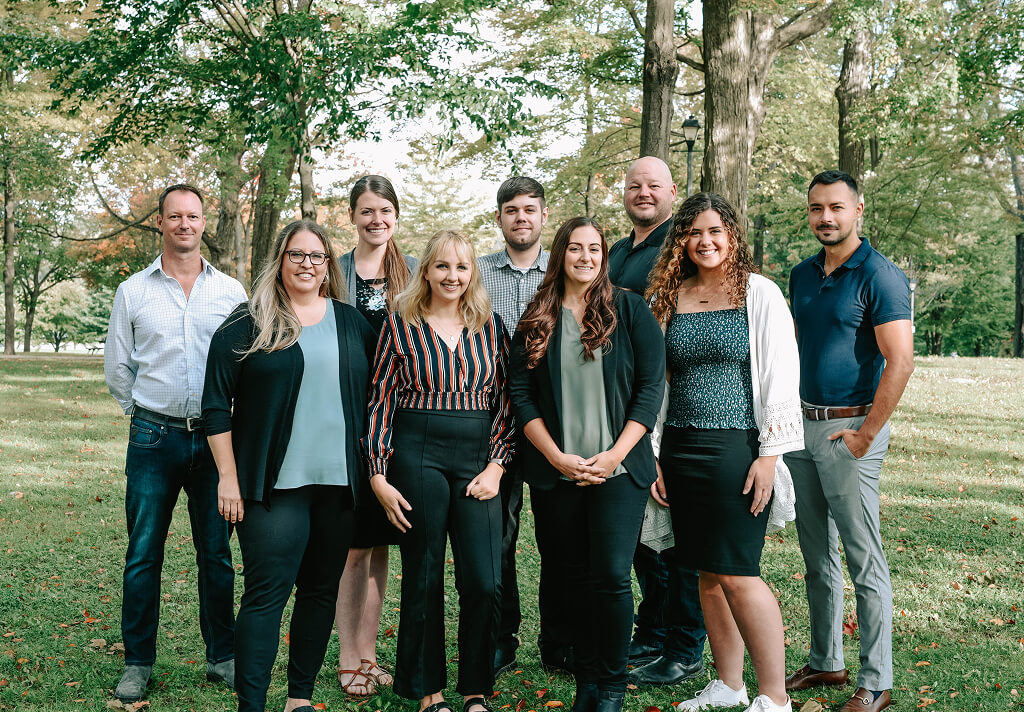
[104,184,247,703]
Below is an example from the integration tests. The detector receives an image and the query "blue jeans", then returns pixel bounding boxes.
[122,416,235,666]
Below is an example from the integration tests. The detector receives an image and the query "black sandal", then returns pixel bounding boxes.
[463,697,494,712]
[422,702,456,712]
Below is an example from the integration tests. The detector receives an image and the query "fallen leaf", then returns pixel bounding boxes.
[915,661,930,667]
[797,700,823,712]
[842,613,858,636]
[516,699,528,712]
[88,639,107,650]
[106,701,124,710]
[544,702,564,708]
[65,681,81,687]
[313,704,327,710]
[535,689,548,698]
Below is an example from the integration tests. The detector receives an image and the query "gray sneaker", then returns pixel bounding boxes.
[115,665,152,702]
[206,658,235,689]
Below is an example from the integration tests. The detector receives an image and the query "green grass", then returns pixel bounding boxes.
[1,354,1022,711]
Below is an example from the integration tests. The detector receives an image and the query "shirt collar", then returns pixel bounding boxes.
[811,237,871,274]
[627,216,672,249]
[147,253,213,278]
[496,246,548,272]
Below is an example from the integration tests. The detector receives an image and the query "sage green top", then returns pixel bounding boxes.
[559,307,626,480]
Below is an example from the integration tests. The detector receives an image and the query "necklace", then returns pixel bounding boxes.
[428,317,463,349]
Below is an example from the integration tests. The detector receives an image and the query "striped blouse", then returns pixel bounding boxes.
[363,311,515,476]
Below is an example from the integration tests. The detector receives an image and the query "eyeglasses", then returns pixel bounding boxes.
[285,250,328,265]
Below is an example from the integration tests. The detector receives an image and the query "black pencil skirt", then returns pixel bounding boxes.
[661,426,772,577]
[387,408,503,699]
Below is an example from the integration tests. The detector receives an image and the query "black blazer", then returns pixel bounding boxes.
[508,288,665,491]
[202,299,378,507]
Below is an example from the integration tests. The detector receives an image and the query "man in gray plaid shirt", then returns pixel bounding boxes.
[479,177,575,678]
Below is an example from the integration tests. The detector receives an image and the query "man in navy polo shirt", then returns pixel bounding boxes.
[784,171,914,712]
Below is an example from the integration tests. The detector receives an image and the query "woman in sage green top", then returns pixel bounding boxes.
[508,217,665,712]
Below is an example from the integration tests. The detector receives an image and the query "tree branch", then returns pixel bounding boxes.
[625,1,644,37]
[675,48,705,73]
[773,3,834,53]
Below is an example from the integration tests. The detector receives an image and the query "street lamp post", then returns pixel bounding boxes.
[681,115,700,197]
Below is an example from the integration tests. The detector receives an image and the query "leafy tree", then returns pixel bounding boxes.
[40,0,547,278]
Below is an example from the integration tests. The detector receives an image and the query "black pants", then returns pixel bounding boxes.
[531,474,648,692]
[234,486,354,711]
[390,409,503,699]
[496,458,573,656]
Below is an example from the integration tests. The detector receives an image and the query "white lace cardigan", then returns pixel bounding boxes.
[642,273,804,549]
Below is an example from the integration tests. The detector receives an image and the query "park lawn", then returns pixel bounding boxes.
[0,354,1022,712]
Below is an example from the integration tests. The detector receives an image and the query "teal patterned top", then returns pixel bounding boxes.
[665,308,757,430]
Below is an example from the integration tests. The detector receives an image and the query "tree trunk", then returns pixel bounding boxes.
[22,301,35,353]
[699,0,831,227]
[206,146,248,275]
[1010,153,1023,357]
[250,140,298,281]
[639,0,678,161]
[298,144,317,221]
[836,30,870,186]
[752,213,765,268]
[3,157,16,355]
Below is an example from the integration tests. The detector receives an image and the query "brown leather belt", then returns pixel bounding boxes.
[801,404,871,421]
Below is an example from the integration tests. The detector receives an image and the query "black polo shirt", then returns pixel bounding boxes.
[789,238,911,407]
[608,217,672,294]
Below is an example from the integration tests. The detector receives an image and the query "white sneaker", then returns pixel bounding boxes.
[743,694,792,712]
[674,679,750,710]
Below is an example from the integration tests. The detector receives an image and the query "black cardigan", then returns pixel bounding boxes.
[508,288,665,491]
[202,299,377,507]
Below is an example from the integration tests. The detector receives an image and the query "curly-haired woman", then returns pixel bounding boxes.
[645,193,803,712]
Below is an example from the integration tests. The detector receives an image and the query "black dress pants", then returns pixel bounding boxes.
[234,485,354,711]
[530,474,648,692]
[389,409,503,699]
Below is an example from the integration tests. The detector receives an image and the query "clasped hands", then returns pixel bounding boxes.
[552,450,621,486]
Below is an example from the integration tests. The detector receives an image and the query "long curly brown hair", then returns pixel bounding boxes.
[518,217,617,370]
[645,192,758,324]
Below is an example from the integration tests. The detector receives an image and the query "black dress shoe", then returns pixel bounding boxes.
[540,646,575,675]
[493,644,518,677]
[625,656,704,687]
[627,638,661,665]
[594,690,624,712]
[571,682,598,712]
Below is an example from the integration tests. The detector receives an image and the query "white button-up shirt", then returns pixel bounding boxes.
[104,255,247,418]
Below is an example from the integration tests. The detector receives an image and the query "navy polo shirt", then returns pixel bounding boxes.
[608,217,671,294]
[789,238,911,407]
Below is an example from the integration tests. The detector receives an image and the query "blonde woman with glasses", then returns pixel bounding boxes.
[203,220,377,712]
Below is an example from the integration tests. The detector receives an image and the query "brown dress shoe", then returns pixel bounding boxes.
[838,688,892,711]
[784,664,850,691]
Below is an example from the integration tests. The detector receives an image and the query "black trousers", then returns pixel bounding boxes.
[390,409,503,699]
[234,485,354,711]
[496,457,574,656]
[531,474,648,692]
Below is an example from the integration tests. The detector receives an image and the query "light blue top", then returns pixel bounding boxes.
[275,308,349,489]
[665,308,757,430]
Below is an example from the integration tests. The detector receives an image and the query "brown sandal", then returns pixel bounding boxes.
[337,666,376,696]
[361,659,393,687]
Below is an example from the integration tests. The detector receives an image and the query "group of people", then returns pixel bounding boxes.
[104,161,913,712]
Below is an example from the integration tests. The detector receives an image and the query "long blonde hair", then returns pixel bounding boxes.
[395,230,491,333]
[246,220,344,354]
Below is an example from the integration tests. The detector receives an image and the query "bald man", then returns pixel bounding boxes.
[608,157,678,294]
[607,158,707,687]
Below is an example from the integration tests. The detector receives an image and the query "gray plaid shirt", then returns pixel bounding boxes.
[478,247,549,333]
